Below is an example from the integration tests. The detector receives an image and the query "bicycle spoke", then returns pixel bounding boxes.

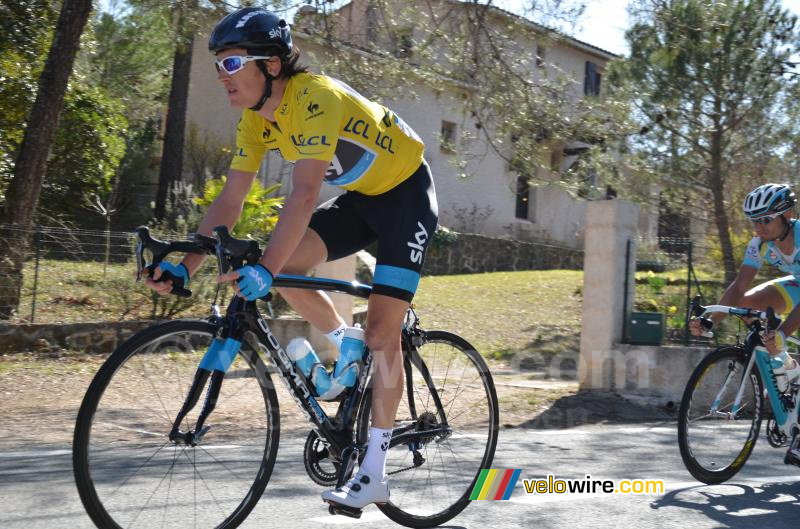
[379,331,496,525]
[104,441,173,501]
[160,447,181,529]
[678,347,761,484]
[76,323,277,529]
[181,449,230,521]
[126,446,184,528]
[197,444,252,482]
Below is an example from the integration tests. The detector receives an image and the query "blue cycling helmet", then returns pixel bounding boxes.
[743,184,796,219]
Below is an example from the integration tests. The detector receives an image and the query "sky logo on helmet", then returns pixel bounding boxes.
[268,27,283,39]
[235,10,262,28]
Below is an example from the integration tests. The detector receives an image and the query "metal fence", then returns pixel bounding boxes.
[1,224,224,324]
[631,237,726,345]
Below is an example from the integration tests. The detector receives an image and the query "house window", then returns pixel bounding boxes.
[584,61,602,96]
[394,28,413,58]
[515,175,531,220]
[536,45,546,68]
[440,121,457,153]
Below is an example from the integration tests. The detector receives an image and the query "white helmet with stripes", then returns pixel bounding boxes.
[743,184,796,219]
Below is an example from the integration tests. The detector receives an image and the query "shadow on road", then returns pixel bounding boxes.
[517,391,675,429]
[651,481,800,527]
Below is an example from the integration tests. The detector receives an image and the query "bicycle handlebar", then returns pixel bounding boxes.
[135,225,269,298]
[689,295,783,338]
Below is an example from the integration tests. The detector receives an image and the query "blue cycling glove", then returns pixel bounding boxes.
[156,262,190,286]
[236,264,273,301]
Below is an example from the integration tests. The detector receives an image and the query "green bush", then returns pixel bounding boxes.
[193,178,284,241]
[40,85,128,223]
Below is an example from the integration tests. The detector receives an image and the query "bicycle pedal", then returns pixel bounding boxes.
[327,502,362,519]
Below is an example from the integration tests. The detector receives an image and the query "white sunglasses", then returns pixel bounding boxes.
[214,55,271,76]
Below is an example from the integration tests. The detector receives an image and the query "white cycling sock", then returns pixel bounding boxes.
[325,323,347,349]
[360,427,392,479]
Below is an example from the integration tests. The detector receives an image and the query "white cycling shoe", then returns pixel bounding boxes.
[322,471,389,509]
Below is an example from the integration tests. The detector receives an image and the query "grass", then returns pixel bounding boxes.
[12,259,583,361]
[411,270,583,360]
[16,258,233,323]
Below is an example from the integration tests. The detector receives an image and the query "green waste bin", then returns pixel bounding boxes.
[628,312,665,345]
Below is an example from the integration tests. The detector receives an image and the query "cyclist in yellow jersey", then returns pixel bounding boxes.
[232,73,425,196]
[144,7,438,512]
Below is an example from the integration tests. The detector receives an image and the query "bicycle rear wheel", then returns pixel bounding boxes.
[73,320,280,529]
[374,330,498,528]
[678,346,763,484]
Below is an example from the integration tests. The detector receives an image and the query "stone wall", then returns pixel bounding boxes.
[0,309,368,355]
[423,233,583,276]
[0,320,162,355]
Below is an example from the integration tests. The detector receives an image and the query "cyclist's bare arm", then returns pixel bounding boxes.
[181,169,257,275]
[143,169,256,295]
[256,158,327,275]
[690,265,758,335]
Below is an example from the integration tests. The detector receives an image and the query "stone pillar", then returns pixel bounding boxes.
[579,199,639,390]
[309,255,356,362]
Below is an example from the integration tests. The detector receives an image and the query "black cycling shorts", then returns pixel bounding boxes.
[308,161,438,302]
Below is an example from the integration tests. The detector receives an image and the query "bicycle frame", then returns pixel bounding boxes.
[134,225,451,482]
[711,329,800,438]
[169,273,450,474]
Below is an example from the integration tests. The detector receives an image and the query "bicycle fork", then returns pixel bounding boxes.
[169,337,242,446]
[706,349,753,419]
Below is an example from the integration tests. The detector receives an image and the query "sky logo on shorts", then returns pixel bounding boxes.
[408,222,428,264]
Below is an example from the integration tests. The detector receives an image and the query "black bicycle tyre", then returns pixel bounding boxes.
[73,319,281,529]
[677,345,762,484]
[375,330,499,528]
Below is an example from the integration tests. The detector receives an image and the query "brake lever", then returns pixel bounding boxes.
[134,226,207,297]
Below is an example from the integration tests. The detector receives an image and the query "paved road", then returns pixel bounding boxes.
[1,423,798,529]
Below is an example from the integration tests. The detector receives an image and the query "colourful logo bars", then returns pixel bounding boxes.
[470,469,522,500]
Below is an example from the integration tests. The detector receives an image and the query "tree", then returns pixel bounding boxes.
[610,0,799,282]
[155,0,199,220]
[0,0,57,195]
[40,85,128,222]
[298,0,631,198]
[0,0,94,319]
[83,5,177,229]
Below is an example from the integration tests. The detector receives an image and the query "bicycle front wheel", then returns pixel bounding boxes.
[678,346,763,484]
[376,330,499,528]
[73,320,280,529]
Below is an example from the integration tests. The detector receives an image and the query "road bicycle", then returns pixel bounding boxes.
[72,226,498,528]
[677,297,800,484]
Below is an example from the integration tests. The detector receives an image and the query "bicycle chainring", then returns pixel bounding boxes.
[304,431,340,486]
[766,416,788,448]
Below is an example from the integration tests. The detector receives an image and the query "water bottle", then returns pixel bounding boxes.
[286,338,322,378]
[772,350,799,392]
[333,325,366,388]
[286,338,344,400]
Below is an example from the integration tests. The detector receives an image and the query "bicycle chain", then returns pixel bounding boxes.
[389,464,418,476]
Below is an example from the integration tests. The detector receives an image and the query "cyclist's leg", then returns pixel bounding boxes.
[323,161,438,509]
[276,193,376,335]
[276,228,344,333]
[365,295,408,428]
[740,276,795,314]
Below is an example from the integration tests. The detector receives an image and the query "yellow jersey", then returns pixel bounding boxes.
[230,73,425,196]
